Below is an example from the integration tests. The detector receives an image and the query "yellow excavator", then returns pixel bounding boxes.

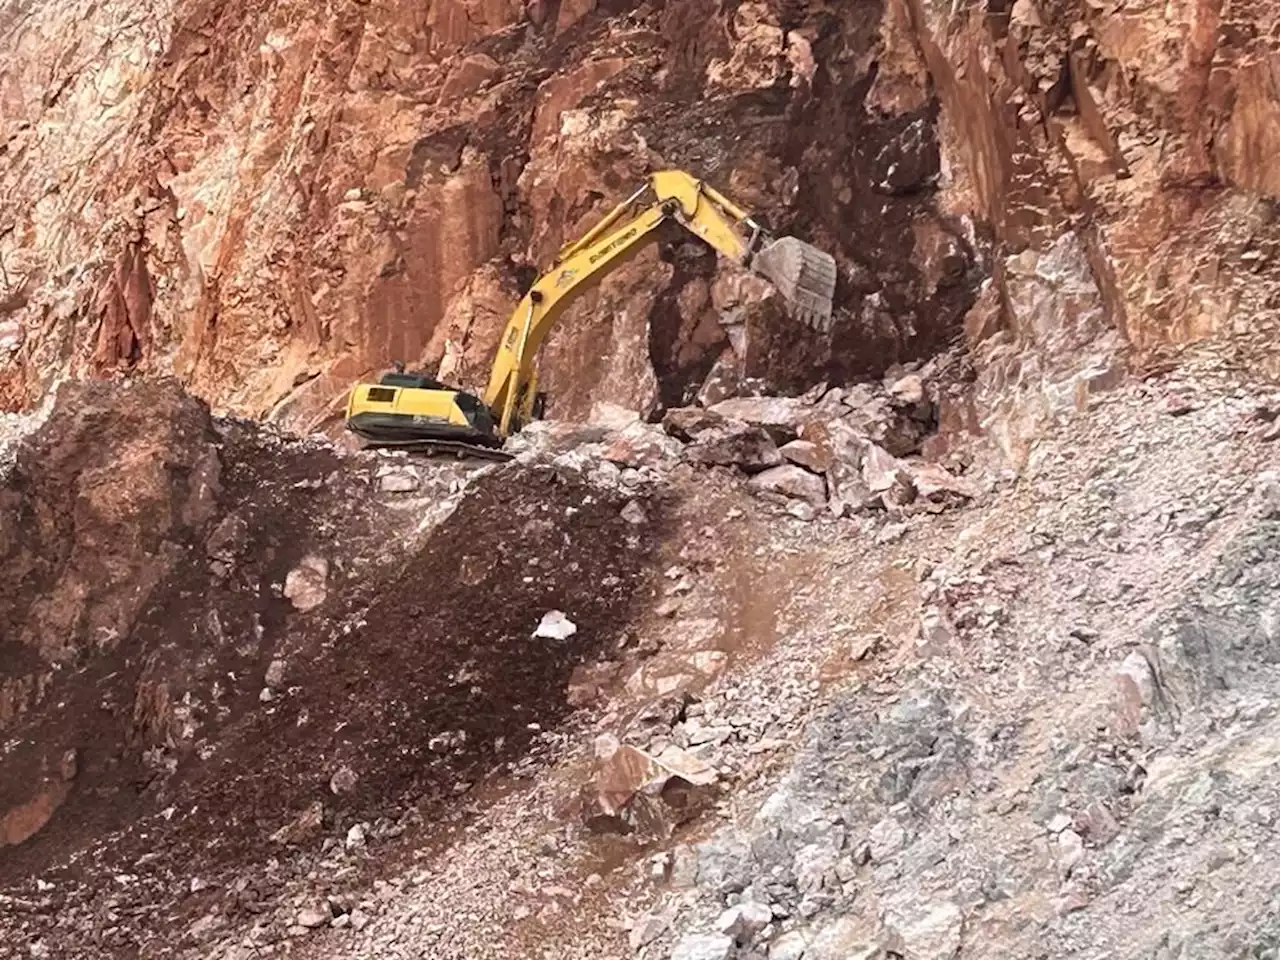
[344,169,837,458]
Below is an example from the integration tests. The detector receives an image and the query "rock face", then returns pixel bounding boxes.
[2,0,1267,467]
[911,0,1280,465]
[0,0,978,431]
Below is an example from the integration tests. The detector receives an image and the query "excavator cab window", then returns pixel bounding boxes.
[379,371,445,390]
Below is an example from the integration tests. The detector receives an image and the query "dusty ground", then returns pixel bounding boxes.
[4,340,1280,960]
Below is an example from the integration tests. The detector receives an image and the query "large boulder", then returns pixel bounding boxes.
[664,406,783,473]
[748,465,828,507]
[708,396,815,444]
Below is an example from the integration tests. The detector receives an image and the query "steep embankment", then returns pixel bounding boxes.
[0,379,670,956]
[0,0,979,429]
[3,1,1278,463]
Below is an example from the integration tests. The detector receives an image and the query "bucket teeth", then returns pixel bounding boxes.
[751,237,838,332]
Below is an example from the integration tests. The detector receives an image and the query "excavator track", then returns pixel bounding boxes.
[364,437,515,462]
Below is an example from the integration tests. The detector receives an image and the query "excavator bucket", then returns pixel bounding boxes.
[751,237,838,332]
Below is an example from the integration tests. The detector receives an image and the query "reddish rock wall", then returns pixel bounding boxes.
[0,0,977,429]
[906,0,1280,463]
[4,0,1277,453]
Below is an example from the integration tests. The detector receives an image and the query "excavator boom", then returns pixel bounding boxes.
[345,169,837,452]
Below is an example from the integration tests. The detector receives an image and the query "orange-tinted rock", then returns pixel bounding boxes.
[555,0,597,34]
[531,58,631,144]
[438,53,501,104]
[427,0,524,53]
[910,0,1280,464]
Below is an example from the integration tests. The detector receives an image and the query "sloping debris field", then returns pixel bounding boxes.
[0,381,664,958]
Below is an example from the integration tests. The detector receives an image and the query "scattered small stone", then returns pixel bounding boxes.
[628,913,668,951]
[330,765,359,795]
[621,500,648,525]
[655,598,682,618]
[869,817,907,862]
[265,658,287,688]
[849,634,882,661]
[917,606,957,656]
[787,500,817,522]
[769,930,809,960]
[1056,830,1085,872]
[888,373,925,405]
[534,610,578,640]
[1053,890,1091,915]
[380,471,420,493]
[284,555,329,612]
[716,901,774,943]
[875,522,909,544]
[1046,813,1073,834]
[670,932,735,960]
[883,899,963,960]
[297,907,329,929]
[346,823,367,850]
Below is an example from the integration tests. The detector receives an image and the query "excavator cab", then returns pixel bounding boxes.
[344,369,502,448]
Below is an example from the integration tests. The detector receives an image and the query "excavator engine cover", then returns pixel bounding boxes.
[751,237,838,332]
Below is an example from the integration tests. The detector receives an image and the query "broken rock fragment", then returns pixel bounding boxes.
[717,901,774,943]
[671,933,735,960]
[296,906,329,929]
[602,421,682,468]
[909,462,978,506]
[664,406,782,472]
[264,658,286,688]
[749,464,827,508]
[629,913,669,951]
[709,396,812,443]
[284,555,329,612]
[329,765,358,795]
[686,422,782,473]
[769,930,809,960]
[270,801,325,845]
[379,470,420,493]
[888,372,926,405]
[779,438,829,473]
[883,899,963,960]
[534,610,578,640]
[663,406,730,441]
[205,512,249,563]
[586,738,718,835]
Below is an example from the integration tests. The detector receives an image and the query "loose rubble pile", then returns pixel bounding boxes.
[525,352,980,529]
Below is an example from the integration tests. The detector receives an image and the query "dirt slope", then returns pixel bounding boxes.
[4,341,1280,960]
[0,380,670,957]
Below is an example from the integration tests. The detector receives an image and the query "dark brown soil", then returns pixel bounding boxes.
[0,382,665,959]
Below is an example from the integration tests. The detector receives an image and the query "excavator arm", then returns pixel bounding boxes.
[482,169,837,437]
[344,169,835,450]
